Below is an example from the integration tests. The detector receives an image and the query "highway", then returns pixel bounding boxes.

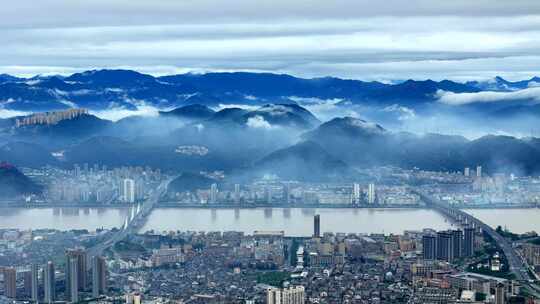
[85,177,173,268]
[415,189,540,298]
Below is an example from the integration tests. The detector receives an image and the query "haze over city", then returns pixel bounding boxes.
[1,1,540,304]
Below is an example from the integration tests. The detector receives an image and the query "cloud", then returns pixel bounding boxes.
[214,104,259,111]
[382,104,416,120]
[89,104,160,121]
[246,115,274,129]
[436,87,540,105]
[0,108,29,119]
[1,2,540,81]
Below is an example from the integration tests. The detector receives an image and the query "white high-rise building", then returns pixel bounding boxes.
[476,165,482,178]
[367,183,376,204]
[352,183,360,203]
[210,183,218,203]
[122,179,135,203]
[267,286,305,304]
[234,184,240,203]
[464,167,470,177]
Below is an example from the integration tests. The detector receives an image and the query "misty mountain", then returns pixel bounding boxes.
[159,104,216,121]
[240,104,320,129]
[303,116,540,174]
[466,76,540,91]
[0,162,42,198]
[0,142,58,168]
[12,114,112,146]
[167,172,217,194]
[0,69,491,113]
[254,141,355,181]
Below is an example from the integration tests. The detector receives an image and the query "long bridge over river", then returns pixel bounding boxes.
[85,178,173,268]
[414,189,540,298]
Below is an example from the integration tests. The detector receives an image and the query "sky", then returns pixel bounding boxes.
[2,0,540,81]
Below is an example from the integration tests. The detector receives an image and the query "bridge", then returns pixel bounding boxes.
[415,189,540,298]
[86,177,174,267]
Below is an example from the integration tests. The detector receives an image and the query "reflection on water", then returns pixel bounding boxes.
[0,207,535,235]
[142,208,454,236]
[0,207,128,231]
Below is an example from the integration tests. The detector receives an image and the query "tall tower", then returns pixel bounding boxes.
[476,165,482,178]
[463,227,475,257]
[3,267,17,299]
[31,264,39,302]
[436,231,454,262]
[367,183,376,204]
[352,183,360,204]
[234,183,241,204]
[123,179,136,203]
[92,256,107,298]
[495,283,505,304]
[43,261,55,304]
[69,258,79,303]
[452,230,463,259]
[66,248,87,296]
[422,234,437,260]
[210,183,218,203]
[313,214,320,238]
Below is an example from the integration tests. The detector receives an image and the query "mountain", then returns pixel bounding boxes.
[467,76,540,91]
[0,142,58,168]
[167,172,217,193]
[302,116,540,174]
[0,69,486,112]
[0,162,42,198]
[254,141,354,181]
[159,104,215,121]
[241,104,320,129]
[13,113,112,146]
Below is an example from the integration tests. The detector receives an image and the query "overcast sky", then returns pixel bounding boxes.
[2,0,540,81]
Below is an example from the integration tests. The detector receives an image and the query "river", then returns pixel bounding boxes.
[0,207,536,236]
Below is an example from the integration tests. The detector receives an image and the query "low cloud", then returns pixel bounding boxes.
[382,104,416,120]
[246,115,274,129]
[90,104,160,121]
[436,87,540,105]
[0,108,29,118]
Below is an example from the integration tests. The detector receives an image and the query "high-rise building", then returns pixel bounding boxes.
[69,258,79,303]
[92,256,107,298]
[495,282,505,304]
[313,214,320,238]
[234,183,241,204]
[367,183,376,204]
[464,167,470,177]
[436,231,454,262]
[43,262,55,304]
[352,183,360,204]
[476,165,482,178]
[66,248,87,295]
[452,230,463,259]
[266,286,305,304]
[3,267,17,299]
[122,179,135,203]
[31,264,39,302]
[283,183,291,204]
[463,227,475,257]
[422,234,437,260]
[210,183,218,203]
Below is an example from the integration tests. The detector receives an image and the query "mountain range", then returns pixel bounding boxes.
[0,69,539,113]
[0,102,539,180]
